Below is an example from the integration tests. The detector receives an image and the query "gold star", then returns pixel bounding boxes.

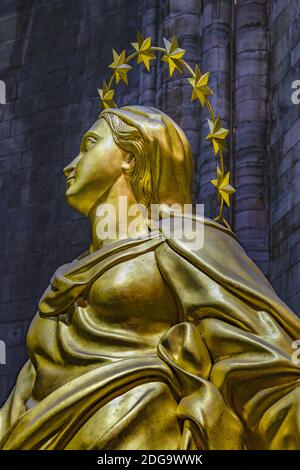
[109,49,132,85]
[211,167,235,206]
[161,36,185,77]
[97,81,116,109]
[188,65,213,107]
[206,116,229,155]
[131,31,156,71]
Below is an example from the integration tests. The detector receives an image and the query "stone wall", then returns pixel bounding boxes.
[0,0,299,406]
[269,0,300,312]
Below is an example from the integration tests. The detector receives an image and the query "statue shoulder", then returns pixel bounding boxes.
[156,213,300,339]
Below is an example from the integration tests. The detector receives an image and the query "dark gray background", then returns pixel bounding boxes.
[0,0,299,405]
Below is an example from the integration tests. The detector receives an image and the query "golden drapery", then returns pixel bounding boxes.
[0,216,300,450]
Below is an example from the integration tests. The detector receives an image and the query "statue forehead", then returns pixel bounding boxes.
[87,118,110,136]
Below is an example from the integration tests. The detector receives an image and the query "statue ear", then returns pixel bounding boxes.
[122,152,135,176]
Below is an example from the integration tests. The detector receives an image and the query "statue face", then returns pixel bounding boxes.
[63,118,125,216]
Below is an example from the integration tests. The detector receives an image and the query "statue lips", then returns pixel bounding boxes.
[66,177,74,188]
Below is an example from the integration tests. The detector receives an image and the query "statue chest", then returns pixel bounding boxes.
[26,251,178,400]
[85,251,178,329]
[27,251,178,368]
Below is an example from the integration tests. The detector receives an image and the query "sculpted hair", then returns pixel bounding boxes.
[101,113,153,207]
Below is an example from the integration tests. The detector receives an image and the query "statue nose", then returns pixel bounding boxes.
[63,156,80,177]
[63,163,75,178]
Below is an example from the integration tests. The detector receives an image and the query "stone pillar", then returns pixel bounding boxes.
[234,0,269,275]
[269,0,300,311]
[138,0,159,107]
[154,0,202,200]
[197,0,232,217]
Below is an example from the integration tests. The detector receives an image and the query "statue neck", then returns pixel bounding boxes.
[88,175,149,253]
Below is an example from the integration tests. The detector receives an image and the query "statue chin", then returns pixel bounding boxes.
[64,187,91,218]
[0,105,300,451]
[64,193,81,214]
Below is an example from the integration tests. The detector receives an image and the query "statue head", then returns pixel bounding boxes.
[63,105,193,217]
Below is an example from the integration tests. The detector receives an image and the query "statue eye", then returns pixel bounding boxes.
[84,136,97,151]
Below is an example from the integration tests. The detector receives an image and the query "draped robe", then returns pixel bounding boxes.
[1,216,300,450]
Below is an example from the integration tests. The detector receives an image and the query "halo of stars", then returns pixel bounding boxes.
[98,32,236,228]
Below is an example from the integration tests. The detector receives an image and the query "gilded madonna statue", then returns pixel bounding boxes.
[0,105,300,450]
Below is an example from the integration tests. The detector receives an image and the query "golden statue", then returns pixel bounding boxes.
[0,105,300,450]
